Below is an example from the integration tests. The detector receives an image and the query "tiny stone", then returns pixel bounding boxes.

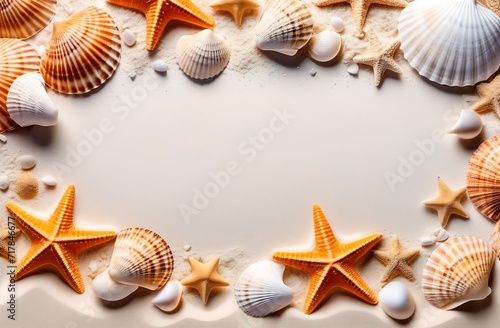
[122,29,136,47]
[183,244,192,251]
[330,16,345,33]
[420,235,436,247]
[347,63,359,75]
[0,175,9,190]
[0,134,6,143]
[309,68,317,77]
[434,228,449,242]
[129,71,137,81]
[88,260,99,273]
[41,175,57,187]
[19,154,37,170]
[152,60,168,73]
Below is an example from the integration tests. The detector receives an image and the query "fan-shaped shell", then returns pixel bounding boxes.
[108,227,174,290]
[40,6,121,94]
[234,260,293,317]
[176,29,230,80]
[397,0,500,87]
[466,135,500,222]
[0,0,56,39]
[422,236,496,310]
[0,38,40,133]
[254,0,313,56]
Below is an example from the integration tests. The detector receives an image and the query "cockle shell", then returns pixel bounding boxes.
[422,236,496,310]
[307,30,341,63]
[466,135,500,222]
[108,227,174,290]
[91,269,138,301]
[151,280,183,312]
[234,260,293,317]
[176,29,230,80]
[0,0,56,39]
[6,73,58,128]
[448,109,483,139]
[254,0,313,56]
[41,6,121,94]
[0,38,40,133]
[398,0,500,87]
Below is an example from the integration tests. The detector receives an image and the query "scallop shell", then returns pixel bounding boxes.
[0,38,40,133]
[176,29,230,80]
[397,0,500,87]
[234,260,293,317]
[108,227,174,290]
[492,221,500,259]
[0,0,56,39]
[254,0,313,56]
[6,72,57,128]
[422,236,496,310]
[40,6,121,94]
[466,135,500,222]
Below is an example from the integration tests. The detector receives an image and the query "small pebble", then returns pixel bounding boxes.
[379,281,416,320]
[88,260,99,273]
[309,68,317,77]
[330,16,345,33]
[420,235,436,247]
[183,244,192,251]
[0,175,9,190]
[434,228,449,242]
[152,60,168,73]
[129,71,137,81]
[346,63,359,75]
[122,29,136,47]
[0,134,6,143]
[41,175,57,187]
[19,154,37,170]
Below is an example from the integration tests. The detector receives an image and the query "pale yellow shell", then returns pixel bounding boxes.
[0,0,56,39]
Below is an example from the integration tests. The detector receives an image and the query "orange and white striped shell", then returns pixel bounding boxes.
[0,0,56,39]
[108,227,174,290]
[0,38,40,132]
[40,6,121,94]
[492,221,500,259]
[422,236,496,310]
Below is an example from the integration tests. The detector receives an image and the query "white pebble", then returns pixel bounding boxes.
[309,68,317,77]
[41,175,57,187]
[308,30,341,62]
[183,244,192,251]
[88,260,99,273]
[152,60,168,73]
[346,63,359,75]
[0,175,9,190]
[0,134,6,143]
[91,270,138,302]
[379,281,416,320]
[330,16,345,33]
[122,29,136,47]
[151,280,183,312]
[420,235,436,247]
[19,155,37,170]
[434,228,449,242]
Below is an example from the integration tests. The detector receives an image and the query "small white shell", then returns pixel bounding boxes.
[307,31,341,62]
[434,228,449,242]
[420,235,436,247]
[0,134,6,143]
[91,269,138,301]
[448,109,483,140]
[18,154,36,170]
[0,175,9,190]
[151,280,183,312]
[41,175,57,187]
[379,281,416,320]
[122,29,136,47]
[152,60,168,73]
[346,63,359,75]
[330,16,345,33]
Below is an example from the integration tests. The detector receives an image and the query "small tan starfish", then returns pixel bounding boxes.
[423,177,469,228]
[373,236,420,286]
[0,225,20,263]
[210,0,260,27]
[353,32,402,87]
[180,256,229,304]
[471,74,500,119]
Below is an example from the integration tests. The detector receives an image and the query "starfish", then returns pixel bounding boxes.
[0,225,20,263]
[272,204,382,314]
[373,236,419,286]
[6,185,117,293]
[423,177,468,228]
[314,0,408,38]
[210,0,259,27]
[107,0,215,50]
[471,74,500,119]
[180,256,229,304]
[353,32,402,87]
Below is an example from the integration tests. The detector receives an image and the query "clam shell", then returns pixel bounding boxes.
[234,260,293,317]
[466,135,500,222]
[0,38,40,133]
[0,0,56,39]
[151,280,183,312]
[176,29,230,80]
[254,0,313,56]
[41,6,121,94]
[307,30,341,63]
[422,236,496,310]
[397,0,500,87]
[7,72,58,128]
[108,227,174,290]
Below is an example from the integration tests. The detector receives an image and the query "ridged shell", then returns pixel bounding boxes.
[397,0,500,87]
[234,260,293,317]
[40,6,121,94]
[492,221,500,259]
[0,0,56,39]
[466,135,500,222]
[254,0,313,56]
[176,29,230,80]
[108,227,174,290]
[0,38,40,133]
[422,236,496,310]
[7,72,57,128]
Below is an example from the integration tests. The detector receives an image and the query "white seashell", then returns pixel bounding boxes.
[448,109,483,140]
[434,228,449,242]
[122,29,136,47]
[176,29,231,80]
[346,63,359,75]
[151,280,183,312]
[420,235,436,247]
[234,260,293,317]
[254,0,313,56]
[330,16,345,33]
[91,269,138,301]
[398,0,500,87]
[152,60,168,73]
[0,134,6,143]
[41,175,57,187]
[18,154,36,170]
[6,72,58,128]
[379,281,416,320]
[0,175,9,190]
[307,31,341,63]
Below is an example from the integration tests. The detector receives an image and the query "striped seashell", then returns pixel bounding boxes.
[0,38,40,133]
[254,0,313,56]
[466,135,500,222]
[108,227,174,290]
[40,6,121,94]
[492,221,500,259]
[0,0,56,39]
[422,236,496,310]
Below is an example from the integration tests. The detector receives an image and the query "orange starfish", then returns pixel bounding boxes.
[6,185,116,293]
[273,204,382,314]
[210,0,259,27]
[107,0,215,50]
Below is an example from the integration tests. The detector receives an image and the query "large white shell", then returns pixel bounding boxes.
[6,72,58,128]
[176,29,230,80]
[448,109,483,139]
[307,31,341,62]
[254,0,313,56]
[91,269,138,302]
[398,0,500,87]
[234,260,293,317]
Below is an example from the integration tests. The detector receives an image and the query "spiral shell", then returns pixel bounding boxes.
[0,0,56,39]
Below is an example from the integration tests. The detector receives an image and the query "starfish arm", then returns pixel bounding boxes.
[15,244,51,280]
[50,185,77,233]
[336,264,378,304]
[471,98,493,113]
[351,0,371,37]
[380,260,399,284]
[342,233,382,264]
[395,262,416,281]
[373,0,408,8]
[57,229,117,253]
[312,204,339,254]
[52,244,86,293]
[314,0,349,8]
[273,250,328,275]
[7,202,53,239]
[450,202,469,218]
[303,265,335,314]
[373,249,391,265]
[107,0,154,14]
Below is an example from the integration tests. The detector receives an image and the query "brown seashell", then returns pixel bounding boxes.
[40,6,121,94]
[0,0,56,39]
